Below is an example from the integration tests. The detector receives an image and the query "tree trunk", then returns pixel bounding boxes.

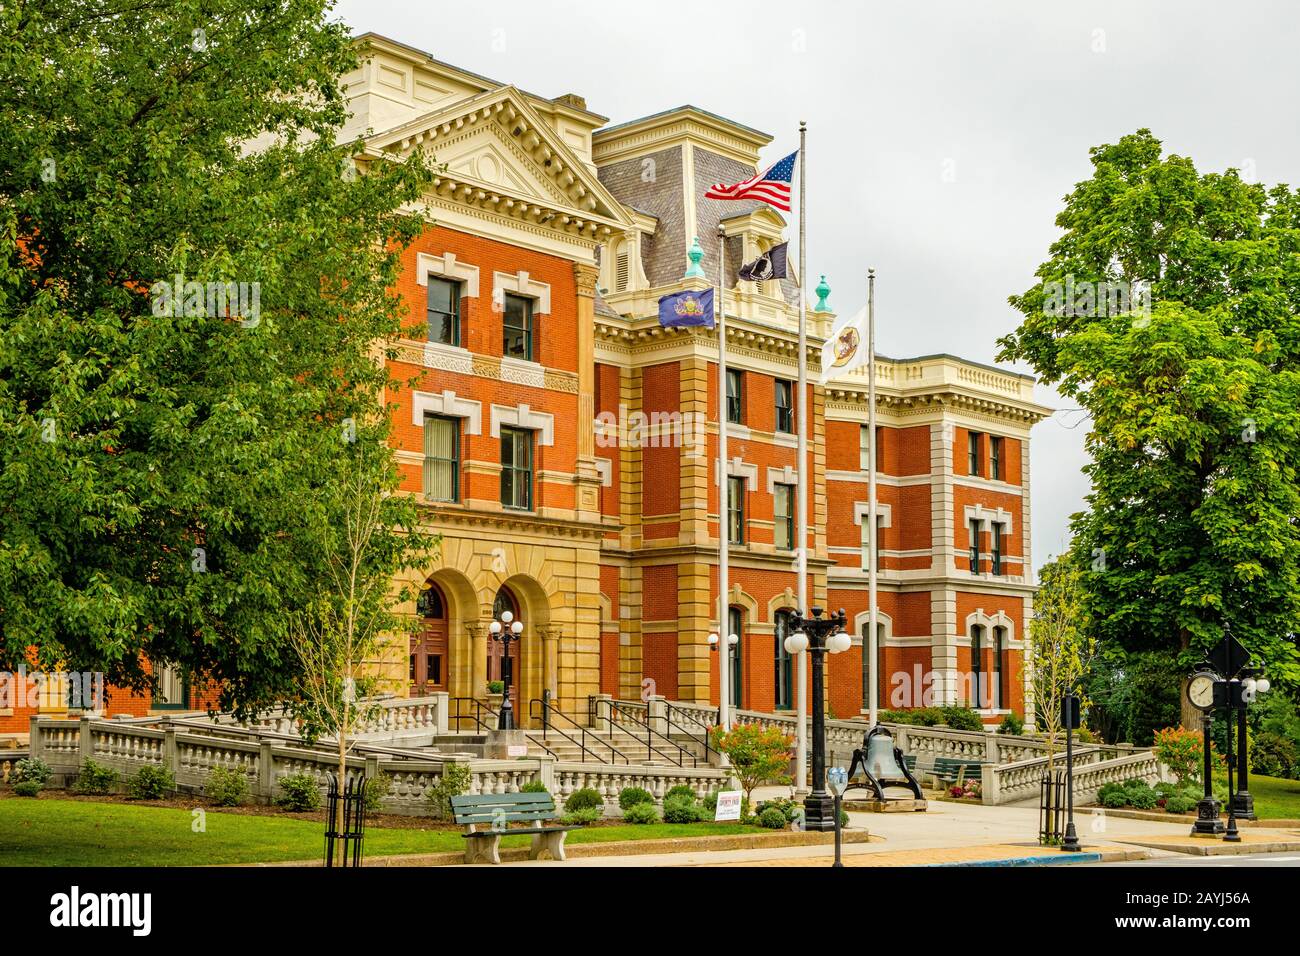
[1178,630,1198,730]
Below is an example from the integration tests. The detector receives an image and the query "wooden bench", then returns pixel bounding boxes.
[931,757,986,787]
[451,792,583,865]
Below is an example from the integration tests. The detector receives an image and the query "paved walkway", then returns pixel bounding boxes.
[498,788,1296,867]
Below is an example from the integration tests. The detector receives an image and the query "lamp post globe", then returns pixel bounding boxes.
[491,608,522,730]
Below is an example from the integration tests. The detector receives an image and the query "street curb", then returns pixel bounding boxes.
[923,848,1143,868]
[1090,807,1300,828]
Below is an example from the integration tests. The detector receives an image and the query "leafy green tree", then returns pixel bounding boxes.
[709,722,793,807]
[999,130,1300,725]
[0,1,432,714]
[1028,556,1096,767]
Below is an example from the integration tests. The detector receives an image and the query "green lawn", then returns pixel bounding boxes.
[1235,773,1300,821]
[0,798,764,866]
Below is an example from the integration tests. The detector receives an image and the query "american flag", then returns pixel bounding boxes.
[704,149,798,212]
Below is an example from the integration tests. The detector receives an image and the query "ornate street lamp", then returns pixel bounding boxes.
[1234,670,1271,820]
[489,610,524,730]
[784,607,851,831]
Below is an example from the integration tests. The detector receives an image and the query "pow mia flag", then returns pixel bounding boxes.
[738,241,788,282]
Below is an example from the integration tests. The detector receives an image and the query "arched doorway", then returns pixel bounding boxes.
[488,585,522,709]
[411,582,449,694]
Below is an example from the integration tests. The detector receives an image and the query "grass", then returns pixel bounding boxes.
[1228,773,1300,821]
[0,797,765,866]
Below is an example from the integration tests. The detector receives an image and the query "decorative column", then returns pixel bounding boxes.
[573,262,603,523]
[465,620,488,701]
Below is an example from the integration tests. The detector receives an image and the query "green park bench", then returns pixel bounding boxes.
[451,792,584,865]
[930,757,986,788]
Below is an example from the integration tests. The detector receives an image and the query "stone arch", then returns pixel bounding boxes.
[766,586,798,623]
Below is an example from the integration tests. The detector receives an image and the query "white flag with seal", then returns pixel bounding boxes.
[820,304,869,384]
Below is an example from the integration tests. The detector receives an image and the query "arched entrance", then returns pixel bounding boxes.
[488,585,522,709]
[411,582,449,694]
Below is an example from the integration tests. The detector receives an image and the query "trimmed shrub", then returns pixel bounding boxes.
[562,806,602,825]
[362,773,391,814]
[755,797,799,822]
[998,713,1025,736]
[73,759,116,795]
[665,784,697,803]
[276,772,323,812]
[425,763,471,820]
[702,791,719,811]
[127,764,175,800]
[487,680,505,694]
[205,766,249,807]
[1100,788,1129,809]
[1252,731,1298,780]
[662,795,700,824]
[13,780,41,797]
[1074,726,1096,744]
[623,801,659,824]
[564,787,604,813]
[940,707,984,732]
[1127,787,1158,810]
[1164,793,1197,814]
[12,756,52,787]
[618,786,655,811]
[756,806,788,829]
[520,779,550,794]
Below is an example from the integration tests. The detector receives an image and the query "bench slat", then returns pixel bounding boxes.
[451,793,554,806]
[456,811,557,824]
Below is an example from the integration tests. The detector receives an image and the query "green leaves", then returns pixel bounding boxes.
[1002,129,1300,688]
[0,2,433,713]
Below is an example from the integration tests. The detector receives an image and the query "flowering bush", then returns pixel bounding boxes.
[947,778,982,799]
[1153,727,1203,786]
[709,722,793,805]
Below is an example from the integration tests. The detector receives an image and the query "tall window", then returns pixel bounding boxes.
[991,522,1003,575]
[774,483,795,550]
[503,293,534,360]
[774,610,794,710]
[969,518,981,574]
[423,415,459,502]
[727,476,745,544]
[861,425,883,471]
[970,624,984,708]
[153,664,189,710]
[860,622,885,711]
[992,626,1005,710]
[426,277,460,346]
[968,431,982,475]
[990,435,1003,481]
[500,426,533,510]
[728,606,743,709]
[774,379,794,433]
[726,369,743,424]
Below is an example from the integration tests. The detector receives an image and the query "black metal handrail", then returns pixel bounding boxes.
[663,705,716,762]
[449,696,497,732]
[530,698,629,765]
[597,699,699,768]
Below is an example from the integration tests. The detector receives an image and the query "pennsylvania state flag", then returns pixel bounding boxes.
[658,287,715,328]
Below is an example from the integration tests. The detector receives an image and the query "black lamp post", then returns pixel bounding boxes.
[1061,692,1082,853]
[784,607,851,832]
[1233,668,1270,820]
[1223,679,1241,843]
[489,610,523,730]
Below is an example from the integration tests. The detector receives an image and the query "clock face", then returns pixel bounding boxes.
[1188,674,1216,710]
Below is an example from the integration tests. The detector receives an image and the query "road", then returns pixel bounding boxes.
[1095,852,1300,867]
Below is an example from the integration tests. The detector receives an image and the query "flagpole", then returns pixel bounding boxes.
[717,228,731,731]
[867,268,879,726]
[794,120,809,794]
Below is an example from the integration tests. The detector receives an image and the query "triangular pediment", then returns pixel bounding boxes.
[366,86,632,231]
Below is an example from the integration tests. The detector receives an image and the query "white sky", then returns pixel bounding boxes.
[334,0,1300,574]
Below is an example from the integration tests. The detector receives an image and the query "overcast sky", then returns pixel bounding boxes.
[334,0,1300,575]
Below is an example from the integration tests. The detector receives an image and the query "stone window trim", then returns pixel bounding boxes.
[852,501,893,528]
[413,389,482,434]
[960,610,1020,647]
[417,252,480,297]
[715,455,759,487]
[765,465,800,494]
[594,457,613,487]
[963,504,1013,536]
[490,403,555,446]
[851,609,893,646]
[492,270,552,314]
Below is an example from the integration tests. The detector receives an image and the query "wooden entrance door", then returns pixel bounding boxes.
[411,584,448,694]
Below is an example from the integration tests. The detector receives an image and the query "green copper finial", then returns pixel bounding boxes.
[684,236,705,279]
[813,274,832,312]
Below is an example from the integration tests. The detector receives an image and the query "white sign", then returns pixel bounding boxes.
[506,744,528,757]
[715,790,743,821]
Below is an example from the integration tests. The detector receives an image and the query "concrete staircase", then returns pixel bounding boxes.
[525,721,711,767]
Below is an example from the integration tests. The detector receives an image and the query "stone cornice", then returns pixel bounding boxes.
[390,338,580,394]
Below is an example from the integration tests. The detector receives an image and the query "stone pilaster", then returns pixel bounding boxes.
[572,262,603,522]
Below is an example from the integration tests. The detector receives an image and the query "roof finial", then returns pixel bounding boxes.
[684,236,706,279]
[813,275,831,313]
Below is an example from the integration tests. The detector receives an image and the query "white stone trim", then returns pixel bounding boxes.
[417,252,480,297]
[413,389,482,434]
[499,355,546,388]
[595,457,613,487]
[493,269,551,314]
[960,609,1019,646]
[715,455,759,487]
[852,501,893,528]
[851,609,893,645]
[421,340,474,375]
[490,403,555,446]
[766,464,799,494]
[963,504,1014,535]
